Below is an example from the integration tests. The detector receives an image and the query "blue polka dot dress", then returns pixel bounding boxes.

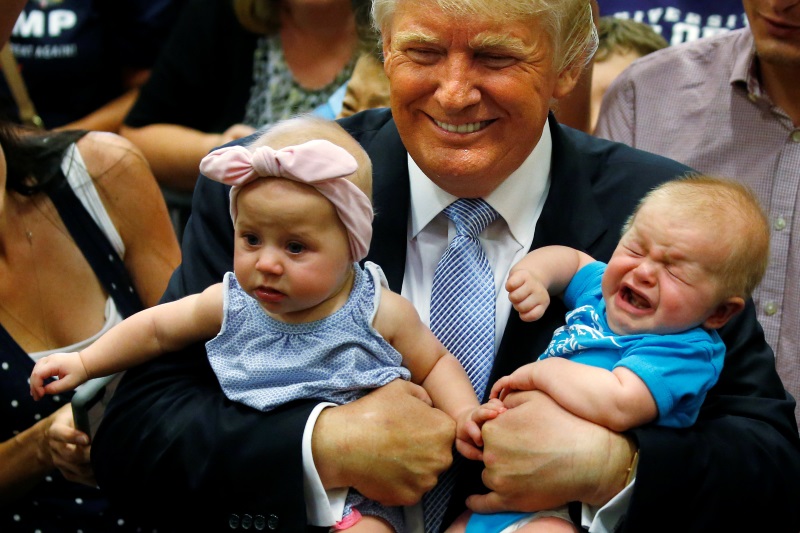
[207,262,411,411]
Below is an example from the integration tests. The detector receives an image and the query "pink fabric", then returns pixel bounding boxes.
[333,508,362,530]
[200,140,374,261]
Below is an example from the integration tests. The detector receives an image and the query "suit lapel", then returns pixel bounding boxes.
[363,121,411,292]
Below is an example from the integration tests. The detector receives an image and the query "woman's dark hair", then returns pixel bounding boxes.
[1,121,87,196]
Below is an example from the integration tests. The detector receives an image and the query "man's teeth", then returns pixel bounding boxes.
[435,119,489,133]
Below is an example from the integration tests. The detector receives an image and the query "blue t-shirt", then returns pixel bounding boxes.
[599,0,747,46]
[539,261,725,428]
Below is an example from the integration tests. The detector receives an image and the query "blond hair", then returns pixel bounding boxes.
[249,115,373,200]
[371,0,598,74]
[595,16,668,63]
[623,175,770,299]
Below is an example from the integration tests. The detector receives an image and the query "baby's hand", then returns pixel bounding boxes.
[506,269,550,322]
[455,399,507,461]
[490,363,538,401]
[30,352,90,400]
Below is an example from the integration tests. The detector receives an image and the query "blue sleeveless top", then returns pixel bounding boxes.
[206,262,411,411]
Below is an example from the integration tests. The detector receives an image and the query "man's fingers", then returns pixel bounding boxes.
[391,379,433,406]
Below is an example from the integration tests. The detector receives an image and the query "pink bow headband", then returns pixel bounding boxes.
[199,140,373,262]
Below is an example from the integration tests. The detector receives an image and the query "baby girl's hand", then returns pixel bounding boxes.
[455,399,507,461]
[30,352,90,400]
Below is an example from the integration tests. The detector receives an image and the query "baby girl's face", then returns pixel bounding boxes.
[232,178,355,323]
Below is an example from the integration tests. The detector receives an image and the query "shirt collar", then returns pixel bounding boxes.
[729,27,767,100]
[408,118,553,246]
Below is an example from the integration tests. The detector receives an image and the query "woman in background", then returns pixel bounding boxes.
[0,121,180,531]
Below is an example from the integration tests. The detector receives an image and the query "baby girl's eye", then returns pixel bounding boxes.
[286,242,305,254]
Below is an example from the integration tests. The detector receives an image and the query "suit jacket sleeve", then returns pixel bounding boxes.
[626,300,800,531]
[91,141,316,531]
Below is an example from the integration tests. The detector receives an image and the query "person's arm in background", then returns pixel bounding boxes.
[552,0,598,133]
[79,132,180,306]
[91,144,455,529]
[57,70,149,134]
[120,0,257,191]
[121,122,256,191]
[0,0,24,46]
[0,405,95,505]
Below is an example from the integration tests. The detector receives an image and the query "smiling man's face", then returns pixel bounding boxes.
[382,0,579,197]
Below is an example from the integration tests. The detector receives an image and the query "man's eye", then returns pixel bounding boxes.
[406,48,439,64]
[286,242,305,254]
[479,54,517,68]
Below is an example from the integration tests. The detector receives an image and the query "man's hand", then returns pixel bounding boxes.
[312,379,456,506]
[467,390,636,513]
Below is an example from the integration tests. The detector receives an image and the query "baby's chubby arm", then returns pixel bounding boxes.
[490,359,658,432]
[373,291,496,458]
[30,283,225,400]
[507,245,596,321]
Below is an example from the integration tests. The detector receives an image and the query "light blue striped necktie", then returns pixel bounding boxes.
[424,198,499,532]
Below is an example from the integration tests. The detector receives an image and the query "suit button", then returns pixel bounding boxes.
[229,513,241,529]
[267,513,279,530]
[254,515,266,530]
[241,514,253,529]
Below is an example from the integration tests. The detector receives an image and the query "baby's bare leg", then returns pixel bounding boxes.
[513,516,579,533]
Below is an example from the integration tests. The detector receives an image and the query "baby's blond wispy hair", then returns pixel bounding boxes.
[623,174,770,299]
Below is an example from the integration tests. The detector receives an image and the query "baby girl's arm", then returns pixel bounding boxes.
[491,358,658,432]
[30,283,225,400]
[507,245,595,321]
[373,291,487,455]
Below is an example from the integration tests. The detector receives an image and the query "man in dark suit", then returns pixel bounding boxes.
[92,0,800,531]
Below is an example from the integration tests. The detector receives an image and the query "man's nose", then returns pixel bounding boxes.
[434,56,481,112]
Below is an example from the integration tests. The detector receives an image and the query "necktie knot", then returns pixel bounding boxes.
[443,198,498,239]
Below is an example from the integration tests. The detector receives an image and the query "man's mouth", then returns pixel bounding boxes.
[434,119,492,133]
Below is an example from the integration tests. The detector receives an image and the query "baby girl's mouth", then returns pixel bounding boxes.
[255,287,285,303]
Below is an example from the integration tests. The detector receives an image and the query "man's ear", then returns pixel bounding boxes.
[703,297,746,330]
[553,63,584,100]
